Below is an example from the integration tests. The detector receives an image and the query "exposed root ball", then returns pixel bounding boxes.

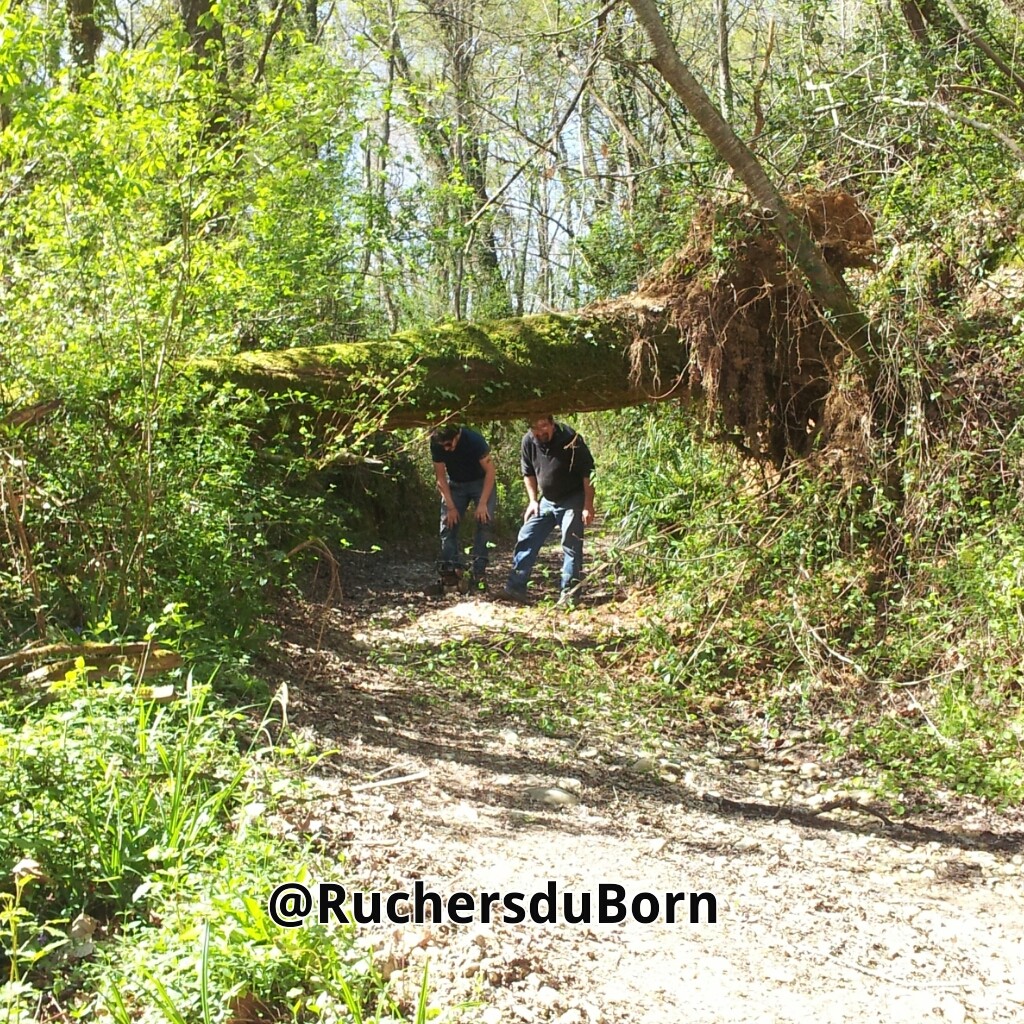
[613,189,877,467]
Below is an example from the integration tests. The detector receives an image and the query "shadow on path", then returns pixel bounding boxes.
[263,550,1024,859]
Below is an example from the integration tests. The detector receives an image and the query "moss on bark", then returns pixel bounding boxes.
[197,309,686,426]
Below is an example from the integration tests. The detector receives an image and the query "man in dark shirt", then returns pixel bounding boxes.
[430,425,497,589]
[502,415,595,606]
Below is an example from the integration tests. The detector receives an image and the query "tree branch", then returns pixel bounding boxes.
[874,94,1024,162]
[941,0,1024,97]
[253,0,290,86]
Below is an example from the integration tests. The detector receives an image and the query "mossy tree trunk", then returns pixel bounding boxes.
[197,306,685,429]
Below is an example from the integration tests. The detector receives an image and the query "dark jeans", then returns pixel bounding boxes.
[505,492,585,594]
[440,478,495,576]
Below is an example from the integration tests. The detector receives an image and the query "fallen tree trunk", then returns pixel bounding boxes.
[196,307,686,429]
[195,189,875,467]
[4,191,873,469]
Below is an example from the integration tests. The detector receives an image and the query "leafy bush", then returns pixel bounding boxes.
[0,667,416,1022]
[0,673,247,924]
[0,380,346,646]
[580,402,1024,802]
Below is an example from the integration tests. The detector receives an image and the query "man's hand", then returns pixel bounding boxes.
[475,505,491,524]
[582,507,594,526]
[523,499,540,522]
[445,506,460,527]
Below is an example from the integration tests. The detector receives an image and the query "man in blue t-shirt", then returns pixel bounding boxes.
[430,425,497,589]
[502,415,595,607]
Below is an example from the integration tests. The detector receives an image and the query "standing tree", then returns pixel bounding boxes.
[370,0,509,320]
[67,0,103,70]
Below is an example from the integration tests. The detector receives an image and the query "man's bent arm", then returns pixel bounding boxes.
[433,463,459,523]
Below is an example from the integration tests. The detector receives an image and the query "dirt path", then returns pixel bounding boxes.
[265,554,1024,1024]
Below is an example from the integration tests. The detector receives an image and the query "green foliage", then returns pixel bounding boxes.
[0,666,424,1021]
[0,10,387,648]
[586,402,1024,803]
[0,21,367,367]
[846,692,1024,808]
[578,166,700,296]
[381,630,646,738]
[0,673,246,920]
[96,853,402,1024]
[0,379,346,644]
[0,18,439,1009]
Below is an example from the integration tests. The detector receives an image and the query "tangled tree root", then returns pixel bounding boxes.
[601,189,878,468]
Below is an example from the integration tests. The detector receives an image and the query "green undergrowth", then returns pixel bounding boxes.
[380,625,674,741]
[383,393,1024,810]
[0,661,425,1023]
[589,401,1024,808]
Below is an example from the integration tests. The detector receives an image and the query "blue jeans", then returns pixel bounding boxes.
[440,478,495,576]
[505,492,585,594]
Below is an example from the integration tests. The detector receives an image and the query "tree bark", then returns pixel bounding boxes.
[626,0,881,386]
[716,0,733,119]
[179,0,225,65]
[195,306,685,428]
[899,0,933,49]
[0,642,182,695]
[67,0,103,70]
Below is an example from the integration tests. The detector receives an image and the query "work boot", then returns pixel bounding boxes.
[500,586,532,605]
[438,568,468,595]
